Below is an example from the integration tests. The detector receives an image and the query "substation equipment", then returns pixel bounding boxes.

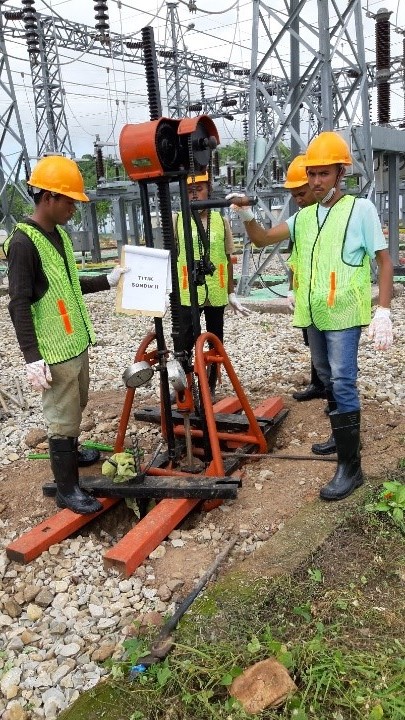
[5,27,287,575]
[74,26,287,507]
[1,1,405,285]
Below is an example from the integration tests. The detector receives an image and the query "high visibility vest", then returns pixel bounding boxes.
[288,196,371,330]
[176,211,229,306]
[4,223,96,364]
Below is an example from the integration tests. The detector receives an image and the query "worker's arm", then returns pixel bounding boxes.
[375,248,393,309]
[226,193,290,248]
[368,248,394,350]
[242,218,290,248]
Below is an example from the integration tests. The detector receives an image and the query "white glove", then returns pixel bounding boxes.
[228,292,252,317]
[107,266,129,287]
[26,360,52,391]
[368,307,393,350]
[287,290,295,311]
[225,193,255,223]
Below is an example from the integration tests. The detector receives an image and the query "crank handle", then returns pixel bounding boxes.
[190,196,257,211]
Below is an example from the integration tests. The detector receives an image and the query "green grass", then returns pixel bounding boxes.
[57,473,405,720]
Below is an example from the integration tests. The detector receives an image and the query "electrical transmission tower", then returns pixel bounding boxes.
[0,4,32,233]
[164,2,190,117]
[23,3,75,158]
[238,0,376,295]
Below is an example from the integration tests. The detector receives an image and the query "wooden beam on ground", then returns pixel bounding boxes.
[103,498,199,577]
[5,498,118,564]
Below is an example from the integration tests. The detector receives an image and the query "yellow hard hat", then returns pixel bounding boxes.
[28,156,89,202]
[305,132,352,167]
[284,154,308,188]
[186,172,209,185]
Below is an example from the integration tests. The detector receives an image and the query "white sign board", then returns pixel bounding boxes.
[116,245,172,317]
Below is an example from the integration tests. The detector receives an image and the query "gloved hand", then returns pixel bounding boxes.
[228,292,252,317]
[225,193,255,223]
[286,290,295,311]
[368,307,393,350]
[107,266,129,287]
[26,360,52,391]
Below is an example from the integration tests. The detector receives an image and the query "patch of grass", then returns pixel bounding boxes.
[59,479,405,720]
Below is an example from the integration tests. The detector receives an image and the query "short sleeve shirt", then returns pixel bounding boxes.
[286,197,387,264]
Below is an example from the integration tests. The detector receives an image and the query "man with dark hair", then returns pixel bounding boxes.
[4,155,126,514]
[283,155,326,404]
[228,132,393,501]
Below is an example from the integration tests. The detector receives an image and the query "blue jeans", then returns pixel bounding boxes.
[306,326,361,413]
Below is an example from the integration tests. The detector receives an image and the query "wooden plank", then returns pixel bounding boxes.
[212,396,242,413]
[250,396,284,419]
[6,498,118,564]
[102,397,286,576]
[103,498,199,577]
[80,474,240,499]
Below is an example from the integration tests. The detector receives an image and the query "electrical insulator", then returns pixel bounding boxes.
[232,168,236,186]
[200,81,206,103]
[94,0,110,36]
[213,151,220,176]
[242,118,248,142]
[227,165,232,185]
[94,145,105,182]
[4,10,23,19]
[22,0,39,56]
[188,102,203,112]
[272,159,277,180]
[375,8,391,125]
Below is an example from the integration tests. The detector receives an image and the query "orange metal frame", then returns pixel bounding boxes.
[6,331,280,573]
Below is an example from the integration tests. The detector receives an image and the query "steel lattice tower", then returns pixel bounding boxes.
[164,2,190,117]
[30,14,75,158]
[238,0,376,295]
[0,4,32,233]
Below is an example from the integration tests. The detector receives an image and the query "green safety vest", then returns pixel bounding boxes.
[288,196,371,330]
[176,211,229,306]
[4,223,96,364]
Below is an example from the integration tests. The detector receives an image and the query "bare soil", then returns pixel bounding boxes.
[0,388,404,591]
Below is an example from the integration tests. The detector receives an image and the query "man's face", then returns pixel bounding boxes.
[306,164,340,202]
[290,184,316,208]
[48,194,77,225]
[188,181,209,202]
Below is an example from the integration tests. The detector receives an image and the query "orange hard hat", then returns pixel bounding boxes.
[284,154,308,188]
[186,172,209,185]
[28,155,89,202]
[305,132,352,167]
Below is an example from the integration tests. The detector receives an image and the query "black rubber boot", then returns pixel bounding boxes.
[293,362,326,401]
[49,437,103,514]
[312,432,337,455]
[74,439,100,467]
[319,411,363,501]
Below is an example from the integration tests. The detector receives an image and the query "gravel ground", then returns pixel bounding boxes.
[0,280,404,719]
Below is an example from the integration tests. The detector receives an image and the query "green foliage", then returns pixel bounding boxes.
[366,480,405,531]
[77,155,119,226]
[307,567,323,583]
[5,184,33,223]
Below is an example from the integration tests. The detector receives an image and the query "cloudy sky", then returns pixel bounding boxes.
[2,0,404,161]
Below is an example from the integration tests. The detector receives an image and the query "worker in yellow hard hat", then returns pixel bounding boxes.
[174,172,250,400]
[3,155,127,515]
[281,155,327,404]
[227,131,393,502]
